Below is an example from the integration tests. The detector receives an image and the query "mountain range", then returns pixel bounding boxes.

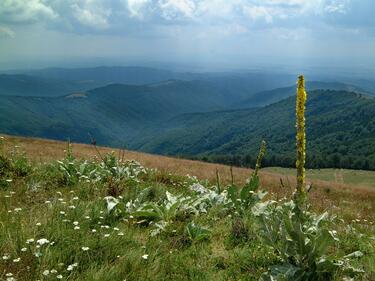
[1,66,375,170]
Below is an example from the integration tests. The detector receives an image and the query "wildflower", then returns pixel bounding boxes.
[253,140,266,179]
[91,229,97,233]
[2,255,10,260]
[26,238,34,244]
[68,205,76,209]
[57,275,63,279]
[36,222,42,226]
[14,208,22,212]
[294,75,308,208]
[104,234,110,238]
[51,269,57,274]
[13,257,21,262]
[73,221,79,226]
[72,196,79,200]
[142,254,149,260]
[118,232,124,236]
[45,200,51,204]
[67,263,78,271]
[21,248,27,252]
[74,226,80,230]
[43,270,50,276]
[81,247,89,251]
[85,216,90,219]
[37,238,50,245]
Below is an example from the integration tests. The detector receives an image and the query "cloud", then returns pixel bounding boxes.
[70,1,112,29]
[127,0,150,18]
[0,0,57,24]
[159,0,196,19]
[0,26,15,38]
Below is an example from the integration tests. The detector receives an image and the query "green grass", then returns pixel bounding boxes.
[1,144,374,281]
[264,167,375,189]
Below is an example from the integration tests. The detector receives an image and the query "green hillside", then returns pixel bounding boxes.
[0,79,262,145]
[135,90,375,170]
[234,81,371,108]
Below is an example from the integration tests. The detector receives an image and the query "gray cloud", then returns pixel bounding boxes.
[1,0,375,71]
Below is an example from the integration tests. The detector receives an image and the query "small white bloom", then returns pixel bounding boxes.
[26,238,34,244]
[74,226,80,230]
[51,269,57,274]
[73,221,79,226]
[57,275,63,279]
[37,238,50,245]
[67,262,78,271]
[91,229,97,233]
[21,247,27,252]
[104,234,110,238]
[81,247,89,251]
[118,232,124,236]
[36,222,42,226]
[142,254,148,260]
[85,216,90,219]
[2,255,10,260]
[45,200,51,204]
[43,270,50,276]
[13,257,21,262]
[72,196,79,200]
[60,211,66,215]
[68,205,76,209]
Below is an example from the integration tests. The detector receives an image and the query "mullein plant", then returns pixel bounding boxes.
[294,75,308,209]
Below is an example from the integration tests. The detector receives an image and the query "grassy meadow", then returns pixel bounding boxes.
[0,134,375,280]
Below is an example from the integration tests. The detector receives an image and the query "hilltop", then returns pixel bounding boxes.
[0,135,374,280]
[136,90,375,170]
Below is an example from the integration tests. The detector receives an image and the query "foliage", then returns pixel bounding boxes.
[185,222,211,243]
[253,200,364,281]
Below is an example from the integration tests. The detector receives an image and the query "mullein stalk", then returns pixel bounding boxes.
[294,75,307,207]
[251,140,266,181]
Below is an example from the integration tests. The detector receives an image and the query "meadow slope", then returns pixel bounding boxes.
[1,135,374,280]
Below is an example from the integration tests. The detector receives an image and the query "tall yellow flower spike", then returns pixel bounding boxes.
[295,75,307,207]
[254,140,266,177]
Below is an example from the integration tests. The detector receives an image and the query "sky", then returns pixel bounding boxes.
[1,0,375,72]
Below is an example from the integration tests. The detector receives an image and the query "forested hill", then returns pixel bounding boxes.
[134,90,375,170]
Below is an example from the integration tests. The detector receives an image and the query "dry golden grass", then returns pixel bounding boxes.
[2,134,375,221]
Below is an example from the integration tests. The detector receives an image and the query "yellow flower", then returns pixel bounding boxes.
[295,75,307,207]
[254,140,266,177]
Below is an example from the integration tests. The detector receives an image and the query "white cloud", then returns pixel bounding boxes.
[0,0,58,23]
[158,0,196,19]
[127,0,150,18]
[70,1,112,30]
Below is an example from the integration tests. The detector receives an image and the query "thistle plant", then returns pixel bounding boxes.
[295,75,307,208]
